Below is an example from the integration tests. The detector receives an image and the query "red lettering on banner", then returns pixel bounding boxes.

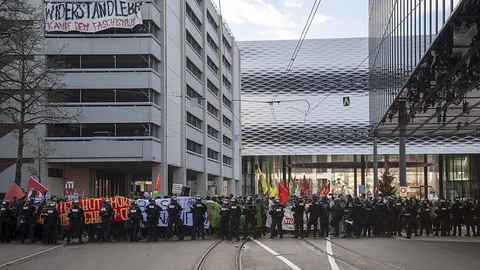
[57,196,131,226]
[92,17,138,31]
[284,218,294,225]
[75,22,90,31]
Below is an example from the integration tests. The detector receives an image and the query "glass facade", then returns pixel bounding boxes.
[369,0,462,126]
[242,154,439,199]
[440,154,480,200]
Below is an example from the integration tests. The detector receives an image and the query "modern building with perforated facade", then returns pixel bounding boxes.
[0,0,242,198]
[240,36,480,199]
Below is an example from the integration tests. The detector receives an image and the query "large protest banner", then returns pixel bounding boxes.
[44,0,143,33]
[265,206,309,231]
[136,197,211,229]
[57,196,131,226]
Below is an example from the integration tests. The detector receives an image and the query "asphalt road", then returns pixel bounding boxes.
[0,236,479,270]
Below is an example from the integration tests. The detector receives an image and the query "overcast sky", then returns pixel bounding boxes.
[211,0,368,41]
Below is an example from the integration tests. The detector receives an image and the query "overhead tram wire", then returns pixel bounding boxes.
[304,0,427,118]
[271,0,324,103]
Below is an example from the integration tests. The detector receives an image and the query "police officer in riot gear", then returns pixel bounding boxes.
[145,197,161,241]
[229,197,242,241]
[127,201,142,242]
[166,196,183,240]
[349,197,365,238]
[0,201,14,243]
[218,199,230,240]
[400,200,415,239]
[451,198,463,236]
[375,197,389,237]
[418,201,432,236]
[191,195,207,240]
[306,195,321,238]
[363,198,375,237]
[99,198,114,242]
[463,199,476,236]
[319,196,330,237]
[438,199,450,237]
[243,196,257,239]
[269,199,284,239]
[292,197,306,239]
[67,199,85,244]
[20,198,37,243]
[330,199,343,237]
[42,202,59,244]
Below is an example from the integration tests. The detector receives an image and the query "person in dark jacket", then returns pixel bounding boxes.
[67,199,85,244]
[269,199,284,239]
[0,201,15,243]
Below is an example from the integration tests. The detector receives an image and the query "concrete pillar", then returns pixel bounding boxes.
[235,180,242,197]
[373,134,379,195]
[423,154,428,200]
[227,179,235,196]
[152,162,168,197]
[172,167,186,186]
[196,172,208,197]
[215,176,224,196]
[354,155,358,196]
[399,101,407,187]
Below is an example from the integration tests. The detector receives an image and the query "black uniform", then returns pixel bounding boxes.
[363,202,375,237]
[218,204,230,239]
[269,204,284,238]
[401,203,415,238]
[229,203,242,241]
[243,202,257,239]
[166,201,183,240]
[99,203,114,242]
[349,200,365,238]
[306,200,321,238]
[418,204,432,236]
[438,201,450,237]
[20,201,37,243]
[330,200,344,237]
[388,200,403,236]
[463,201,476,236]
[292,200,306,238]
[42,205,59,244]
[191,201,207,240]
[451,200,463,236]
[127,205,142,241]
[0,202,14,243]
[67,205,85,243]
[145,201,161,241]
[375,200,389,237]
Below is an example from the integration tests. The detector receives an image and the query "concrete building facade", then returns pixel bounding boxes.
[0,0,242,198]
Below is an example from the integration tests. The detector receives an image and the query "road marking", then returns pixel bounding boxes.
[325,237,340,270]
[0,244,66,269]
[252,239,301,270]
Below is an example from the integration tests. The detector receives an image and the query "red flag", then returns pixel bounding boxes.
[27,176,47,205]
[154,172,161,191]
[278,182,290,204]
[323,182,330,196]
[318,183,326,197]
[4,182,24,201]
[375,180,380,195]
[81,189,86,198]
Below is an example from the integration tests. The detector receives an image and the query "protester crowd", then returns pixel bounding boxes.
[1,193,480,244]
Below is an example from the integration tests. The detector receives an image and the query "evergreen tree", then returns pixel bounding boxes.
[379,155,397,196]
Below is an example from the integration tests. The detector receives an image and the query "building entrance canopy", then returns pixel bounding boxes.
[375,1,480,137]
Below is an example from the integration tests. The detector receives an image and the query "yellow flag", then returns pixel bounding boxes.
[269,185,278,197]
[258,168,268,194]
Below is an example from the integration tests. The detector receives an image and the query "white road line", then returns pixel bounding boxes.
[252,239,301,270]
[0,244,66,269]
[325,237,340,270]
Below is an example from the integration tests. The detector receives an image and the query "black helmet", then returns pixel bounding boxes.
[73,200,80,207]
[246,196,253,203]
[103,198,110,204]
[149,197,156,203]
[230,197,237,205]
[312,194,318,200]
[223,199,229,206]
[49,202,56,208]
[297,197,304,203]
[1,200,10,206]
[274,199,280,205]
[171,196,178,203]
[321,195,327,202]
[196,195,202,202]
[131,201,137,207]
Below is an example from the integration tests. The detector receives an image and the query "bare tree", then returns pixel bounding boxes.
[0,0,80,186]
[26,129,53,183]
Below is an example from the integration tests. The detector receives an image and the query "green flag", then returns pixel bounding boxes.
[268,160,273,189]
[206,201,220,228]
[290,176,297,195]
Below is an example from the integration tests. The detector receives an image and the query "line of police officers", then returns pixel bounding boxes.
[3,194,480,243]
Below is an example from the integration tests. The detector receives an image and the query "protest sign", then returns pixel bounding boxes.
[45,0,143,33]
[57,196,131,226]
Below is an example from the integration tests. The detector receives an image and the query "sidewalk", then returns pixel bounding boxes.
[0,242,61,265]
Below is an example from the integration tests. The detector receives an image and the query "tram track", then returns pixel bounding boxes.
[193,239,247,270]
[302,238,406,270]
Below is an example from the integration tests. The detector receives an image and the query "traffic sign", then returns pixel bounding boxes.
[343,97,350,106]
[45,192,52,201]
[73,193,79,199]
[400,186,407,197]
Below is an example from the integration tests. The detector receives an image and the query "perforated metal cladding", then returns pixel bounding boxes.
[240,38,370,156]
[240,38,480,156]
